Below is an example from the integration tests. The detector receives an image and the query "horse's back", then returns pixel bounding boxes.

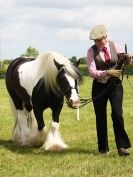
[6,57,35,84]
[6,57,35,75]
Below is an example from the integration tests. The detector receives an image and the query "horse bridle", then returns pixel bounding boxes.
[63,86,78,96]
[57,67,79,98]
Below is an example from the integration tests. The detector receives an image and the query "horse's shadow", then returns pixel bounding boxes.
[0,139,98,156]
[0,139,34,154]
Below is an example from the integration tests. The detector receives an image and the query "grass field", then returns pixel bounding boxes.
[0,76,133,177]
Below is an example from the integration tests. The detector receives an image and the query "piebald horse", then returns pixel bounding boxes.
[6,51,82,151]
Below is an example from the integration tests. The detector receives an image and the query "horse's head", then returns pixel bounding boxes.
[54,60,83,109]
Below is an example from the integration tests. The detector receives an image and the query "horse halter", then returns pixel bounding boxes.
[62,80,79,102]
[63,83,78,95]
[57,67,78,92]
[56,67,79,108]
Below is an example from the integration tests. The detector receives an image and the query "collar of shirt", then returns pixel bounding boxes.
[98,41,109,51]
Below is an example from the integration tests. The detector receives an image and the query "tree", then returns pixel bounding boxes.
[69,56,77,64]
[21,46,39,58]
[79,57,87,64]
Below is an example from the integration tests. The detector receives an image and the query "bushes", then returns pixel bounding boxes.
[125,65,133,75]
[79,64,133,76]
[79,64,88,76]
[0,63,133,79]
[3,59,12,65]
[0,68,6,78]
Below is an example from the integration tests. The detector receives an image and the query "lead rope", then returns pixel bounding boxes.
[66,79,113,109]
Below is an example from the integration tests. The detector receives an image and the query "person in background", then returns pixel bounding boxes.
[87,24,131,156]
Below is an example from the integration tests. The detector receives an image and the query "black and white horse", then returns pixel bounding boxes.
[6,51,82,151]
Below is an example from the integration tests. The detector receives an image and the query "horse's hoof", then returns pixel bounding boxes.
[44,144,68,152]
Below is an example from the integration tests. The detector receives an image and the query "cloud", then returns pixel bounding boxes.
[57,28,88,42]
[0,0,133,59]
[14,0,133,8]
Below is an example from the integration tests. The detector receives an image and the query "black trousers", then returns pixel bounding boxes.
[92,78,131,152]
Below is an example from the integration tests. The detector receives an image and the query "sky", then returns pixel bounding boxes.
[0,0,133,60]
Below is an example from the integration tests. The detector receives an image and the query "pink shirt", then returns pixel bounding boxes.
[87,41,124,82]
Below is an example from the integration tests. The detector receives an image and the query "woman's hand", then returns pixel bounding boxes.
[106,69,122,77]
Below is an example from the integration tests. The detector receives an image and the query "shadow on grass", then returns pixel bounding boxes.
[0,139,99,155]
[0,139,117,157]
[0,139,34,154]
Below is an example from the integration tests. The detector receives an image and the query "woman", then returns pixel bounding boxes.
[87,24,131,156]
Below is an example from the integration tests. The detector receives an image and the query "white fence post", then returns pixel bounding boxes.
[77,107,80,120]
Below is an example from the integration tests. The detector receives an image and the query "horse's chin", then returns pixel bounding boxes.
[68,102,80,109]
[72,106,79,109]
[72,105,80,109]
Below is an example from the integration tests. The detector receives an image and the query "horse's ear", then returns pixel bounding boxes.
[74,59,80,67]
[54,59,64,70]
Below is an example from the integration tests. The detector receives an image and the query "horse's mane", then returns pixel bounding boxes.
[36,51,82,93]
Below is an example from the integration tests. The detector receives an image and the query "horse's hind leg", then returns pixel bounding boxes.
[10,99,31,146]
[43,107,67,151]
[18,97,45,147]
[8,89,40,147]
[8,92,28,146]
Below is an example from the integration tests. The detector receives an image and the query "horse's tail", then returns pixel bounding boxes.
[9,97,18,131]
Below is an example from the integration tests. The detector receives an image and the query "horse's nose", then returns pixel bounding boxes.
[69,99,80,109]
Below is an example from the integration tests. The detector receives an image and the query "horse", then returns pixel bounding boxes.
[5,51,83,151]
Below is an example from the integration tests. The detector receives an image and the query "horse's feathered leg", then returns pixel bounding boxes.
[13,109,45,147]
[9,94,45,147]
[43,101,67,151]
[43,121,67,151]
[29,107,46,146]
[10,106,29,146]
[43,105,67,151]
[27,110,37,129]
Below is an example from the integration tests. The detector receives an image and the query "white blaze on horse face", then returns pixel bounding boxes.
[65,74,79,108]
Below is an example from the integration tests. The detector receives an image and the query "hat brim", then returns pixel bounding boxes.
[89,35,107,40]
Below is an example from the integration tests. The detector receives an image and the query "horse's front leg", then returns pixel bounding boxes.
[43,106,68,151]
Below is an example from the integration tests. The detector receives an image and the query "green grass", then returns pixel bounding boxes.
[0,76,133,177]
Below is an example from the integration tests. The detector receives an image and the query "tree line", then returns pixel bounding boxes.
[0,46,87,67]
[0,46,133,78]
[0,46,87,78]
